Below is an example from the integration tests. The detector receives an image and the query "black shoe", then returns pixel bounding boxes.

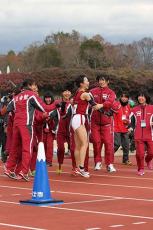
[46,162,52,167]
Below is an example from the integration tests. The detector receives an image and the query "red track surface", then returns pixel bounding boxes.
[0,156,153,230]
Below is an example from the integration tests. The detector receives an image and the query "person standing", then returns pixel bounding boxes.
[56,86,72,174]
[4,79,56,181]
[71,74,102,178]
[114,93,132,165]
[130,91,153,176]
[90,73,116,172]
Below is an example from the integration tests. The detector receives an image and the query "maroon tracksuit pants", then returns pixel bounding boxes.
[56,133,70,165]
[6,124,33,174]
[91,123,114,166]
[43,132,54,164]
[135,140,153,170]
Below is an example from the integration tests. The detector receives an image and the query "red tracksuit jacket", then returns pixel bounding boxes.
[114,103,131,133]
[90,86,116,125]
[131,104,153,141]
[7,89,56,126]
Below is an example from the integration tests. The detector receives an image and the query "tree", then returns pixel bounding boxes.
[36,44,62,69]
[44,30,84,67]
[133,37,153,69]
[80,39,104,68]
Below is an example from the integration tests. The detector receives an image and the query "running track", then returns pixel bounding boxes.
[0,156,153,230]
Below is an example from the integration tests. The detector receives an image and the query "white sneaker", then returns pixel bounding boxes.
[75,168,90,178]
[94,162,102,170]
[107,164,116,173]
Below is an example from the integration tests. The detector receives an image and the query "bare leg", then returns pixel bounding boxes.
[74,125,88,167]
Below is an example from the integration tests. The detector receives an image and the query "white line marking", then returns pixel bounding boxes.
[48,169,153,181]
[1,166,153,181]
[132,222,146,225]
[1,199,153,220]
[48,206,153,220]
[86,228,101,230]
[0,200,20,205]
[0,222,47,230]
[0,185,31,190]
[64,198,121,205]
[110,225,124,228]
[12,194,21,196]
[50,178,153,190]
[54,190,153,203]
[1,185,153,204]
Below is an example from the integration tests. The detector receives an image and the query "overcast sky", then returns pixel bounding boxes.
[0,0,153,53]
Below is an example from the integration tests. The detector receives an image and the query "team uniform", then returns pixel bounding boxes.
[71,90,90,175]
[90,86,116,171]
[131,104,153,175]
[71,90,90,130]
[56,100,72,171]
[5,89,56,180]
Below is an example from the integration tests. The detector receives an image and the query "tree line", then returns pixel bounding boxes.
[1,30,153,72]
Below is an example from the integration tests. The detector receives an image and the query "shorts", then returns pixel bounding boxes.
[71,114,85,131]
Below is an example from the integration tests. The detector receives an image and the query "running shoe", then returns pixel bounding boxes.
[56,169,62,174]
[4,168,17,180]
[18,171,30,182]
[75,168,90,178]
[29,170,36,177]
[137,169,145,176]
[94,162,102,170]
[107,164,116,173]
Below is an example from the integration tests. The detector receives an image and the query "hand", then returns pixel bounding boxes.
[128,127,133,133]
[42,112,48,119]
[93,104,103,110]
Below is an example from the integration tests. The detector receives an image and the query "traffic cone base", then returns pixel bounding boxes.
[20,199,63,206]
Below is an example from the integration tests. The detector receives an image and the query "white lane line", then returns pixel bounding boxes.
[1,185,153,204]
[0,222,47,230]
[132,222,146,225]
[48,169,153,181]
[50,179,153,190]
[12,194,21,196]
[0,185,31,190]
[1,199,153,221]
[1,166,153,181]
[63,198,121,205]
[86,228,101,230]
[110,225,124,228]
[0,200,20,205]
[48,206,153,220]
[54,190,153,203]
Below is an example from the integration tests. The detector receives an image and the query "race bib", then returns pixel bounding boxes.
[141,120,146,128]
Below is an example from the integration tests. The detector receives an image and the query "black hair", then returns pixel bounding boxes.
[22,78,36,88]
[96,73,110,82]
[136,91,151,104]
[75,74,87,88]
[44,91,54,103]
[120,92,129,99]
[62,81,74,92]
